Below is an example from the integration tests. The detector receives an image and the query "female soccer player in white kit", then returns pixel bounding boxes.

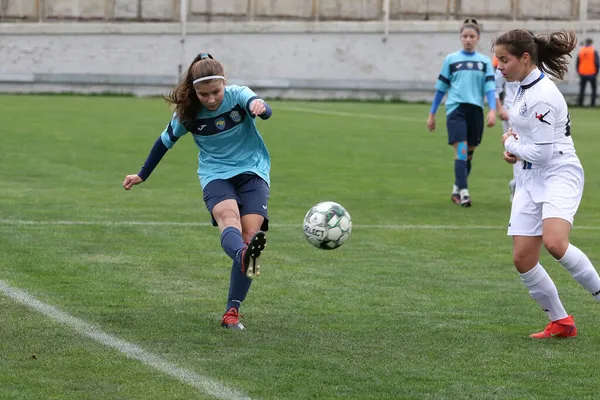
[495,29,600,339]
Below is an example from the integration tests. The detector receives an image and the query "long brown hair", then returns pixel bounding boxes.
[493,29,577,80]
[163,53,225,123]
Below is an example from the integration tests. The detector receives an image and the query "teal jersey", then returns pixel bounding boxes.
[435,50,496,114]
[160,85,270,189]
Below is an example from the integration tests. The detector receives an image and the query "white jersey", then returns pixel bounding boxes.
[505,68,577,168]
[495,68,519,109]
[505,69,584,236]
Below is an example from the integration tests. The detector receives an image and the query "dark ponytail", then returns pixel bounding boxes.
[534,31,577,80]
[493,29,577,81]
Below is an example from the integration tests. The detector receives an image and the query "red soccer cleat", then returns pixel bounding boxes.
[530,315,577,339]
[220,308,244,330]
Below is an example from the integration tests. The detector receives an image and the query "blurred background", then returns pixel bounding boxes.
[0,0,598,101]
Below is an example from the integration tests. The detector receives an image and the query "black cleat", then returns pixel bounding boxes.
[460,195,472,207]
[241,231,266,279]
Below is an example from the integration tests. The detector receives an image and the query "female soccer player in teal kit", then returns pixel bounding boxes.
[123,53,272,331]
[427,18,497,207]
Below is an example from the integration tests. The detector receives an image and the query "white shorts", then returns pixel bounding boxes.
[507,160,584,237]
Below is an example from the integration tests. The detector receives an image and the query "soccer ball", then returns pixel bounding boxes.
[303,201,352,250]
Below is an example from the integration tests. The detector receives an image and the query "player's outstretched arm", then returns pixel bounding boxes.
[122,137,169,190]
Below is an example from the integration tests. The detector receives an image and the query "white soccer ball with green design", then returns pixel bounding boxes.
[303,201,352,250]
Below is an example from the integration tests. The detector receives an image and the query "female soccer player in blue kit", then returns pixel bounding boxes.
[427,18,497,207]
[123,53,272,331]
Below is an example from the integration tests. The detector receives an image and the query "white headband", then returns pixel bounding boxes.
[193,75,225,85]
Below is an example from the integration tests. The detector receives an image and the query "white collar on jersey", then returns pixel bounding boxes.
[520,68,543,89]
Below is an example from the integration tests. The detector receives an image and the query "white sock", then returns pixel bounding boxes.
[520,263,568,321]
[452,184,459,194]
[557,244,600,301]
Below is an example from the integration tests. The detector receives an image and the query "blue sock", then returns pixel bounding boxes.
[454,160,468,190]
[226,259,252,311]
[220,226,245,262]
[466,151,474,177]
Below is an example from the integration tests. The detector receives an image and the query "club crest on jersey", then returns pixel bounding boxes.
[230,110,241,123]
[467,62,474,69]
[215,117,226,130]
[519,102,527,117]
[477,62,483,70]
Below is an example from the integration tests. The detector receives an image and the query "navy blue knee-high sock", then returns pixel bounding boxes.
[221,226,245,262]
[466,151,474,177]
[454,160,468,190]
[226,259,252,311]
[221,226,251,311]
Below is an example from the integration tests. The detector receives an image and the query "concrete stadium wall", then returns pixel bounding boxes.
[0,20,598,101]
[3,0,600,21]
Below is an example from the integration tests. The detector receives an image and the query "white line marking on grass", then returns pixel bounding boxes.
[0,219,214,227]
[0,280,251,400]
[276,105,424,123]
[2,219,600,230]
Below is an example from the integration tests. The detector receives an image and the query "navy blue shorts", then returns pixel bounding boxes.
[202,173,270,231]
[446,103,484,146]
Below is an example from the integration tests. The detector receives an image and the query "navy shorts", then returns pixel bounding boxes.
[446,103,484,146]
[202,173,270,231]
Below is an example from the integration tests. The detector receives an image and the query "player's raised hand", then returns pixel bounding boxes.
[123,174,144,190]
[427,113,436,132]
[486,110,496,127]
[249,99,266,116]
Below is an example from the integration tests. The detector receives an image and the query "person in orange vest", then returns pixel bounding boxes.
[576,38,599,107]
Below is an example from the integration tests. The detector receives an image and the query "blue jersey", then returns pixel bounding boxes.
[160,85,270,189]
[435,50,496,114]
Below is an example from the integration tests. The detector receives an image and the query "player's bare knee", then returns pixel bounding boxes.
[217,208,240,228]
[513,252,538,273]
[543,237,569,260]
[241,214,265,242]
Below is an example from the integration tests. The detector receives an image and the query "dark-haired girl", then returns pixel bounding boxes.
[123,53,272,331]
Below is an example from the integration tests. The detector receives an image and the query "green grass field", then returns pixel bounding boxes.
[1,95,600,399]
